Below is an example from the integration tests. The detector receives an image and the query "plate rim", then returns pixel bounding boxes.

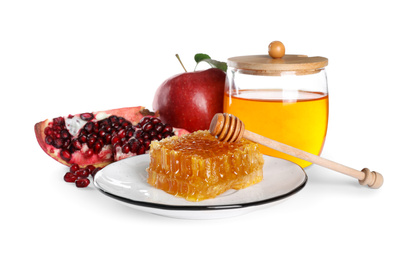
[94,155,308,212]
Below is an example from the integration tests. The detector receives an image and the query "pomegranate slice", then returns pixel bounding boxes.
[35,106,189,167]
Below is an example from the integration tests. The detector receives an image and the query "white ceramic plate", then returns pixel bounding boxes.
[94,154,307,219]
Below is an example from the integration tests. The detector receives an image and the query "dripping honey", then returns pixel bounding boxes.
[224,89,328,168]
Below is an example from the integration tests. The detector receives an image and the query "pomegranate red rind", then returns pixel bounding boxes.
[35,106,189,168]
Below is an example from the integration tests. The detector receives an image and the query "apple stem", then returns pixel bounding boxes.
[175,54,187,72]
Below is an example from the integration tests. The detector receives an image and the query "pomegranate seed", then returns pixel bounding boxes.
[85,165,96,173]
[84,122,94,133]
[121,144,130,154]
[144,139,151,149]
[64,172,78,183]
[121,121,131,128]
[75,178,90,188]
[104,134,112,144]
[69,164,80,173]
[118,129,126,139]
[111,136,120,145]
[44,127,52,136]
[87,135,96,148]
[53,138,64,149]
[98,130,106,138]
[139,117,151,127]
[72,139,83,150]
[126,129,135,138]
[78,135,87,143]
[79,129,88,136]
[151,117,161,125]
[162,125,173,133]
[93,141,102,154]
[60,149,72,162]
[120,137,128,145]
[154,123,164,132]
[85,149,94,157]
[60,129,71,139]
[62,139,71,148]
[129,140,140,153]
[75,169,89,178]
[137,145,146,155]
[80,113,94,121]
[45,136,53,145]
[143,122,153,132]
[104,125,112,132]
[163,132,172,138]
[149,130,157,137]
[134,130,143,139]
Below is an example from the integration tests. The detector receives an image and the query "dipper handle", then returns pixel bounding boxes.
[209,113,384,189]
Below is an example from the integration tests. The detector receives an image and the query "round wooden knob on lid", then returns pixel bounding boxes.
[269,41,286,58]
[227,41,328,76]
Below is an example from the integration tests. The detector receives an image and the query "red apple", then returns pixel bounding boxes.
[153,68,226,133]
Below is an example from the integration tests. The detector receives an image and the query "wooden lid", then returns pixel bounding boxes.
[227,54,328,75]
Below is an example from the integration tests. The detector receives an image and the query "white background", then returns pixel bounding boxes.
[1,0,418,259]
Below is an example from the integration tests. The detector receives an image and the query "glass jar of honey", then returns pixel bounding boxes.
[224,48,328,168]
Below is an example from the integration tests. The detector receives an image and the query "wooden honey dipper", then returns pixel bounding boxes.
[209,113,384,189]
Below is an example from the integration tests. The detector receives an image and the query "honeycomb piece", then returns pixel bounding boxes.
[146,130,264,201]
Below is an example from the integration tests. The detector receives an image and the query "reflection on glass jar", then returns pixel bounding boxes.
[224,55,329,168]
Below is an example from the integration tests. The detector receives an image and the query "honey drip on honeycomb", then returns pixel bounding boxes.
[146,130,264,201]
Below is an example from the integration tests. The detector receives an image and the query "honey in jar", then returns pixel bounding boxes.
[224,50,329,168]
